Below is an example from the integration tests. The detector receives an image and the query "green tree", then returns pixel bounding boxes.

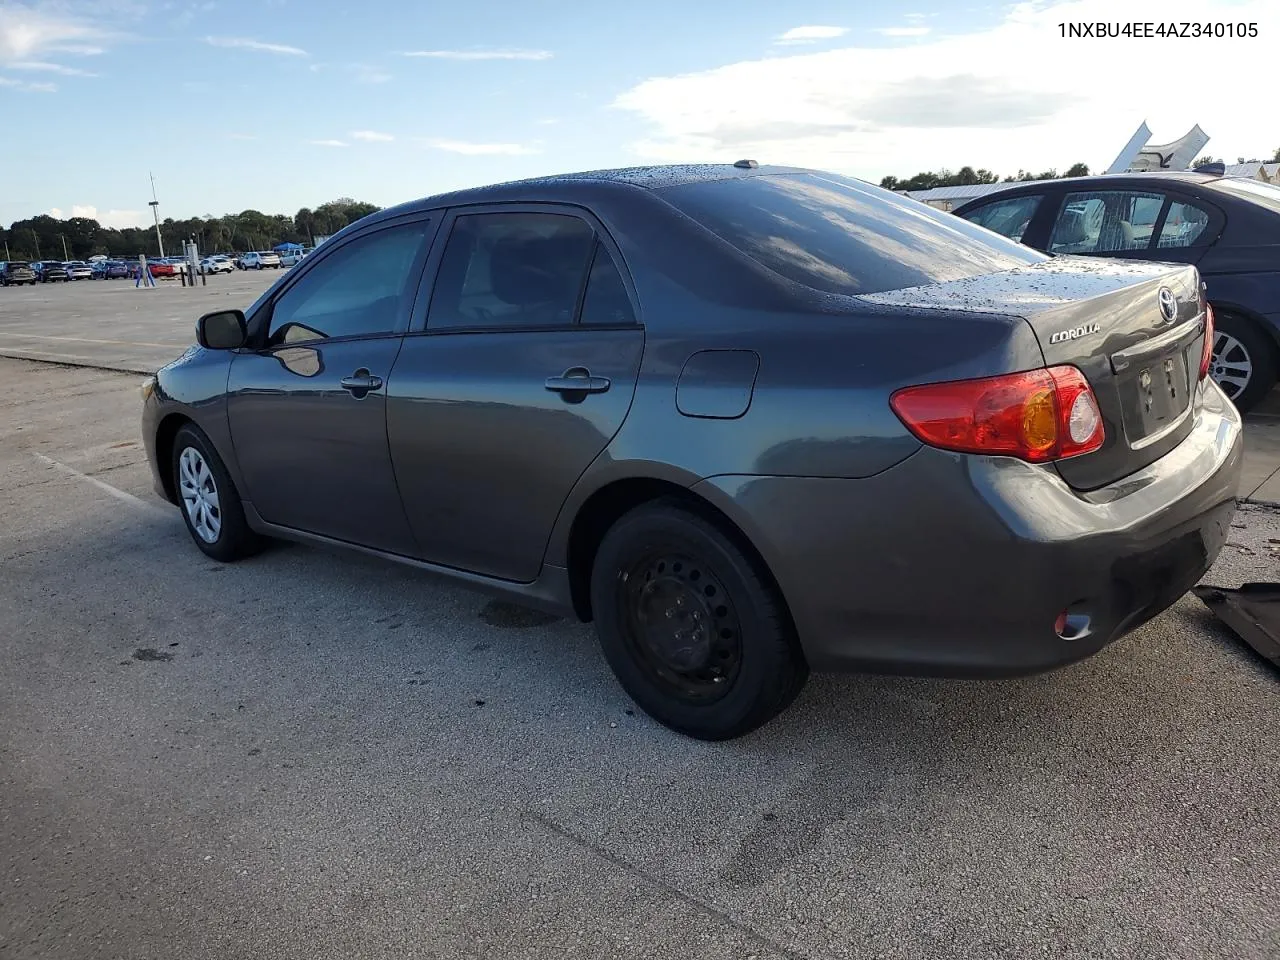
[1065,162,1089,177]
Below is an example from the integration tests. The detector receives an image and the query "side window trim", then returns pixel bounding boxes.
[245,214,439,350]
[406,201,643,335]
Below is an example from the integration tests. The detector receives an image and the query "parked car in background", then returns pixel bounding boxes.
[240,251,282,270]
[34,261,69,282]
[99,260,132,279]
[145,259,177,279]
[142,163,1241,740]
[201,255,235,274]
[0,261,37,286]
[954,171,1280,413]
[64,260,94,281]
[278,248,306,267]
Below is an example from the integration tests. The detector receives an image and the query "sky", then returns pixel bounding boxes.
[1,0,1277,229]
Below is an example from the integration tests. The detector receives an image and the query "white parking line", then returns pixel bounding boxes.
[32,453,172,517]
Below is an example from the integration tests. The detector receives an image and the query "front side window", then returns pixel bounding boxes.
[266,221,428,346]
[1048,191,1165,254]
[427,213,595,330]
[958,195,1043,242]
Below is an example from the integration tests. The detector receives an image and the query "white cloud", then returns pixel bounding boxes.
[877,26,931,37]
[350,130,394,142]
[206,36,307,56]
[615,0,1280,182]
[0,75,56,92]
[99,209,147,229]
[44,205,145,228]
[8,60,97,76]
[421,138,540,156]
[402,48,553,61]
[308,139,348,147]
[0,6,107,61]
[775,26,848,44]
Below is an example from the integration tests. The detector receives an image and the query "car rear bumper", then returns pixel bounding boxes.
[693,380,1243,677]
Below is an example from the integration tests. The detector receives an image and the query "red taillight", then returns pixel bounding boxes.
[890,365,1105,463]
[1198,302,1214,382]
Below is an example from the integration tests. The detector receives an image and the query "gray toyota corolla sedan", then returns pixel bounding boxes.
[142,164,1243,740]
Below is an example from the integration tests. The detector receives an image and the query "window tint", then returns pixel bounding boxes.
[1048,191,1165,254]
[266,222,427,345]
[1156,199,1211,248]
[579,242,636,325]
[427,213,595,330]
[959,194,1042,242]
[660,173,1045,296]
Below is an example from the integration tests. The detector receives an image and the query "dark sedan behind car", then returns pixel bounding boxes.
[953,171,1280,412]
[35,261,68,282]
[142,164,1241,740]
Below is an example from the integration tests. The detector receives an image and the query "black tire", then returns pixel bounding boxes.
[170,424,262,562]
[1211,308,1278,414]
[589,498,808,740]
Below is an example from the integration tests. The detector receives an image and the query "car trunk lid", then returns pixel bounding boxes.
[857,257,1210,490]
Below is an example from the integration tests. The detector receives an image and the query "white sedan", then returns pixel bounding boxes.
[201,256,235,275]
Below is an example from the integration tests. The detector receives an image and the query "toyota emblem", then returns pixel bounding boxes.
[1157,287,1177,323]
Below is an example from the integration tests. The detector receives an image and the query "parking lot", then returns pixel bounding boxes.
[2,277,1280,959]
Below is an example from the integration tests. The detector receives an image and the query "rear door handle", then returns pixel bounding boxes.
[340,368,384,398]
[545,367,611,395]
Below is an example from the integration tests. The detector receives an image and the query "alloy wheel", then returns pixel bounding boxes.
[1210,331,1252,400]
[178,446,221,543]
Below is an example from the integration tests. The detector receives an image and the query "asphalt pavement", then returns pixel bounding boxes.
[1,356,1279,960]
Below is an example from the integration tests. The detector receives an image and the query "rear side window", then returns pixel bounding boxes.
[1049,191,1164,253]
[427,213,595,330]
[958,194,1042,242]
[659,173,1045,296]
[1156,200,1211,248]
[579,242,636,325]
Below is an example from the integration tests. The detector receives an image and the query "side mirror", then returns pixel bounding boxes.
[196,309,248,350]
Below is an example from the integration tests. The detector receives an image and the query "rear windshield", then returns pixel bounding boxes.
[7,261,29,269]
[1209,176,1280,215]
[660,172,1047,296]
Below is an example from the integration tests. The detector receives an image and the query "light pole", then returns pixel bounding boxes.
[149,172,165,259]
[60,234,69,260]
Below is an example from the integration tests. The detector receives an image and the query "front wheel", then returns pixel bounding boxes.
[590,499,808,740]
[1210,309,1277,414]
[171,424,262,562]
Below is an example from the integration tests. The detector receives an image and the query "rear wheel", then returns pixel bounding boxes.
[171,424,261,562]
[590,499,808,740]
[1211,309,1277,413]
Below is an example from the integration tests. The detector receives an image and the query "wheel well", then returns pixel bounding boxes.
[564,477,796,635]
[1212,302,1280,358]
[153,413,193,503]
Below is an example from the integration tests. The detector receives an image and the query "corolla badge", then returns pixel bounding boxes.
[1048,321,1101,345]
[1157,286,1177,323]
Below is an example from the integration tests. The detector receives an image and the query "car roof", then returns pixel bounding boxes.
[952,171,1233,208]
[366,163,812,222]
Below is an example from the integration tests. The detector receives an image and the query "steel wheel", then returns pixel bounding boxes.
[178,446,221,543]
[1210,330,1253,401]
[618,550,744,704]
